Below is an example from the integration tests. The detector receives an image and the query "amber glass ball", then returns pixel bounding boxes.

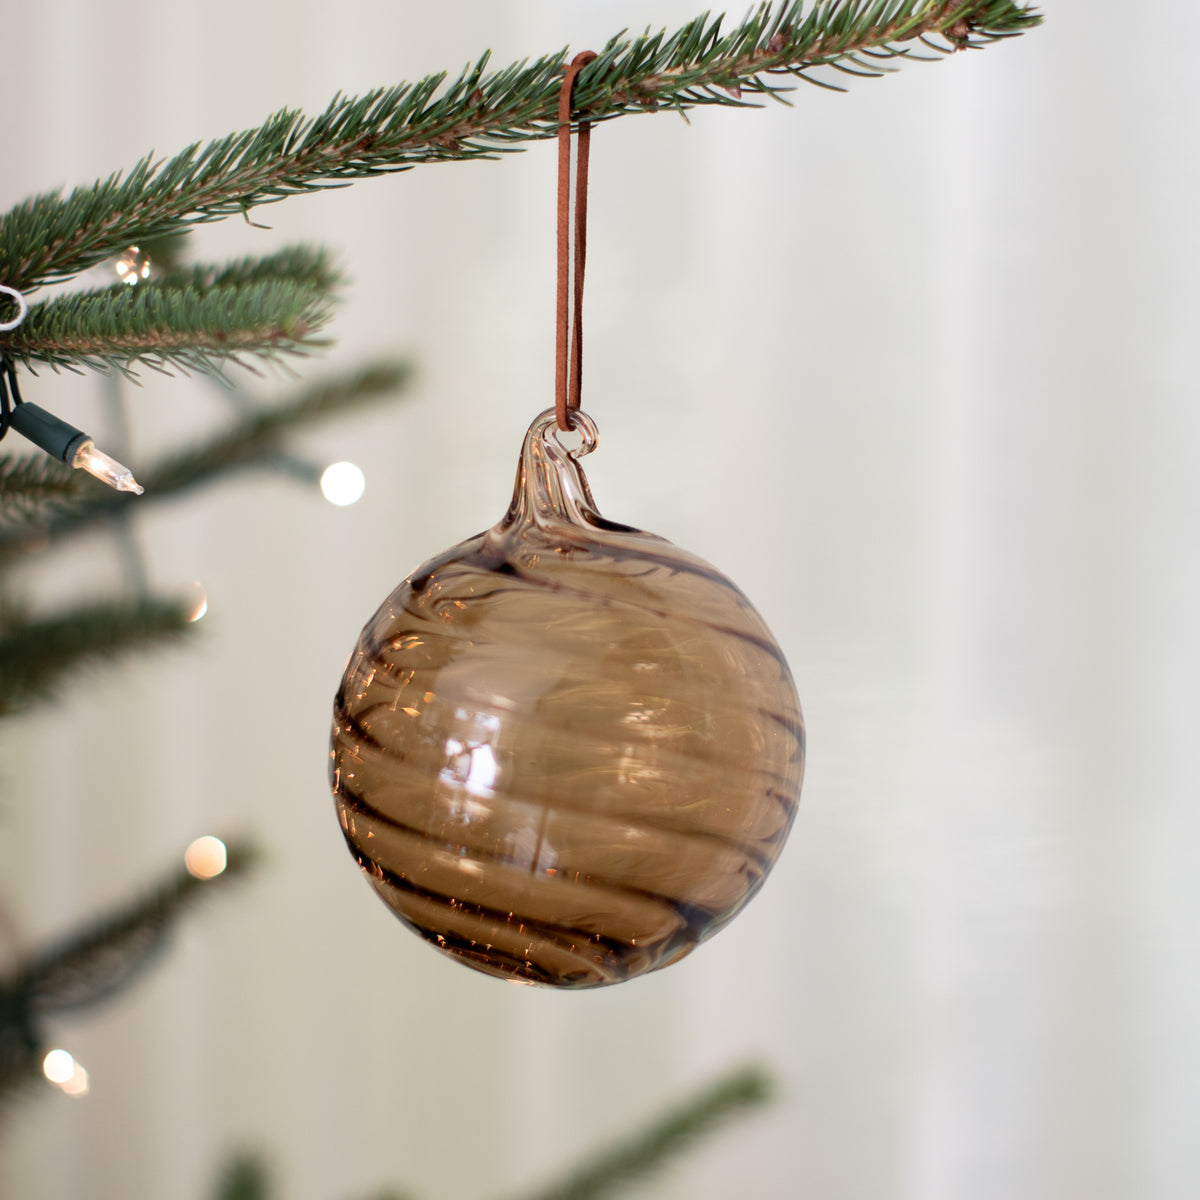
[330,410,804,988]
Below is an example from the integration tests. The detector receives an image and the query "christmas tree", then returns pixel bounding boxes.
[0,4,1040,1196]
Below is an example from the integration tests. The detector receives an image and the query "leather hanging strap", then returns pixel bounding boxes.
[555,50,597,431]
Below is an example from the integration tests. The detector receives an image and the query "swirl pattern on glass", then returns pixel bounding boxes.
[330,409,804,988]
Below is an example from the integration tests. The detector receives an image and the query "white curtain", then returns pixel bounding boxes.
[2,2,1196,1197]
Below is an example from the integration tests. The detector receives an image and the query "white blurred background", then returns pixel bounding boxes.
[1,1,1197,1197]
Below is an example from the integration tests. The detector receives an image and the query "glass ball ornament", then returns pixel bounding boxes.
[330,409,804,988]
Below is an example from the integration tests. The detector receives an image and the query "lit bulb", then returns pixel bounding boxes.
[185,835,227,880]
[320,461,365,506]
[71,441,143,494]
[7,403,145,496]
[43,1049,89,1097]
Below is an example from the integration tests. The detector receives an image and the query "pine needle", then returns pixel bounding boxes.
[210,1154,273,1200]
[19,839,258,1013]
[0,2,1041,295]
[0,360,411,553]
[153,245,341,295]
[0,596,196,716]
[494,1064,773,1200]
[0,839,257,1101]
[5,275,333,377]
[0,454,83,523]
[136,360,411,497]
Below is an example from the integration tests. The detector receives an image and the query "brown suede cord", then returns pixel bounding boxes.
[556,50,597,432]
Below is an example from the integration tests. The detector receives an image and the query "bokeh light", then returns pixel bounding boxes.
[43,1049,89,1097]
[185,582,208,623]
[320,461,365,506]
[184,835,227,880]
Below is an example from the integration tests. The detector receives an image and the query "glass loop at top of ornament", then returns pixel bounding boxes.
[498,408,605,534]
[533,407,598,460]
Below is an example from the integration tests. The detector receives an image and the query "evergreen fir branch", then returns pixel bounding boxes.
[0,1011,42,1107]
[496,1064,772,1200]
[208,1154,423,1200]
[152,245,340,296]
[136,360,410,496]
[0,0,1040,293]
[3,275,332,377]
[0,839,257,1102]
[211,1153,272,1200]
[13,838,257,1014]
[0,596,195,716]
[0,454,83,523]
[0,361,410,554]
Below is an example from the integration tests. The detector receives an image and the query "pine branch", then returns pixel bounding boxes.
[211,1154,272,1200]
[134,360,411,494]
[139,360,410,489]
[4,246,341,377]
[0,838,257,1101]
[4,274,333,377]
[0,454,83,522]
[0,596,195,716]
[15,838,257,1014]
[495,1064,772,1200]
[0,1,1040,294]
[0,361,410,556]
[209,1155,422,1200]
[153,245,340,295]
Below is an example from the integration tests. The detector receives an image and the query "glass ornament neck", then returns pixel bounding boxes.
[499,408,604,533]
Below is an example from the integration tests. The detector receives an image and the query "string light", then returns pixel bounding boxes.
[43,1049,90,1097]
[0,307,143,495]
[184,835,227,880]
[320,461,365,506]
[67,435,144,493]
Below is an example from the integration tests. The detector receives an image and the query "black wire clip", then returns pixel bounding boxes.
[0,355,93,464]
[0,350,25,444]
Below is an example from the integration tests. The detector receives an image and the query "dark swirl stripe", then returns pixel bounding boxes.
[395,548,796,673]
[335,779,754,932]
[333,697,797,854]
